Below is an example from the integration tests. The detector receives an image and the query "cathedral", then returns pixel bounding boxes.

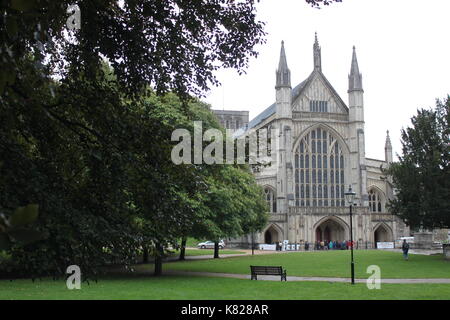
[229,34,410,248]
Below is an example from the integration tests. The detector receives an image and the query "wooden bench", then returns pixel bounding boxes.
[250,266,287,281]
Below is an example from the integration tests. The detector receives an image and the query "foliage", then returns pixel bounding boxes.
[0,0,338,278]
[0,64,268,276]
[385,97,450,229]
[305,0,342,7]
[1,60,144,277]
[1,0,339,97]
[0,204,43,251]
[1,0,267,98]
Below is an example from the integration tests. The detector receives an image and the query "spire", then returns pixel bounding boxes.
[276,40,291,88]
[348,46,363,92]
[385,130,392,149]
[313,32,321,71]
[385,130,393,163]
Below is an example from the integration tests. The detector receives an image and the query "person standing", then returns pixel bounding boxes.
[402,239,410,260]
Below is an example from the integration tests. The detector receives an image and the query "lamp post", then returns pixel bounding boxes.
[344,185,356,285]
[287,193,295,251]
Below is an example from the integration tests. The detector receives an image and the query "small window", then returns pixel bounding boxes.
[309,100,328,113]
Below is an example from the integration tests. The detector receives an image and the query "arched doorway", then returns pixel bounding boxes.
[374,224,393,247]
[264,225,281,244]
[315,217,347,242]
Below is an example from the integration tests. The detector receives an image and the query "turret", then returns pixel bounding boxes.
[275,40,292,119]
[276,40,291,89]
[348,46,364,122]
[274,41,293,220]
[348,46,363,92]
[347,46,367,206]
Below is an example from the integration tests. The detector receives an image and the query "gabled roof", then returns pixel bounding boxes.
[292,69,349,113]
[233,70,348,138]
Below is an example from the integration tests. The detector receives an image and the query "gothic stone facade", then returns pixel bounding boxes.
[230,35,409,248]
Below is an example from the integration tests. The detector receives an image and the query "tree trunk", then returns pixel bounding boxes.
[143,246,149,263]
[154,243,163,276]
[179,237,187,261]
[214,241,219,259]
[251,233,255,256]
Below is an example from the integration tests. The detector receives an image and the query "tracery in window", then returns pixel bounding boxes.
[294,128,345,207]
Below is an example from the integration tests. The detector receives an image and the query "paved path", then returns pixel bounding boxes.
[165,270,450,284]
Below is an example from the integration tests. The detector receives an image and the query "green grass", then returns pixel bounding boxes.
[169,249,245,257]
[160,250,450,279]
[1,274,450,300]
[2,250,450,300]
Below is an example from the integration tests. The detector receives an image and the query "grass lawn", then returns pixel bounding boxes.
[1,274,450,300]
[159,250,450,279]
[2,250,450,300]
[168,249,246,257]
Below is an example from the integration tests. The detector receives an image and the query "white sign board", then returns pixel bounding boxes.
[259,244,276,251]
[377,242,394,249]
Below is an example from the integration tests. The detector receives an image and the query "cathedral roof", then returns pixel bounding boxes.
[233,69,348,138]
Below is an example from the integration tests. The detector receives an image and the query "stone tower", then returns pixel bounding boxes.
[275,41,293,214]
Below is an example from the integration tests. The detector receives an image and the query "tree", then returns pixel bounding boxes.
[189,164,268,259]
[1,0,341,97]
[1,0,267,98]
[0,0,338,278]
[0,60,144,278]
[386,97,450,230]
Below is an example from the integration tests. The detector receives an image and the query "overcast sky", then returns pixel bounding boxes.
[203,0,450,161]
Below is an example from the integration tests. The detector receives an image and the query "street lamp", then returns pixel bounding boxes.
[344,184,356,285]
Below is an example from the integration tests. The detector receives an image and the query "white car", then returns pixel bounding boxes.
[197,240,225,249]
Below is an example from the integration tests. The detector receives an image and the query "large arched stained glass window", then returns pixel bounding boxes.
[294,128,346,207]
[264,187,277,213]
